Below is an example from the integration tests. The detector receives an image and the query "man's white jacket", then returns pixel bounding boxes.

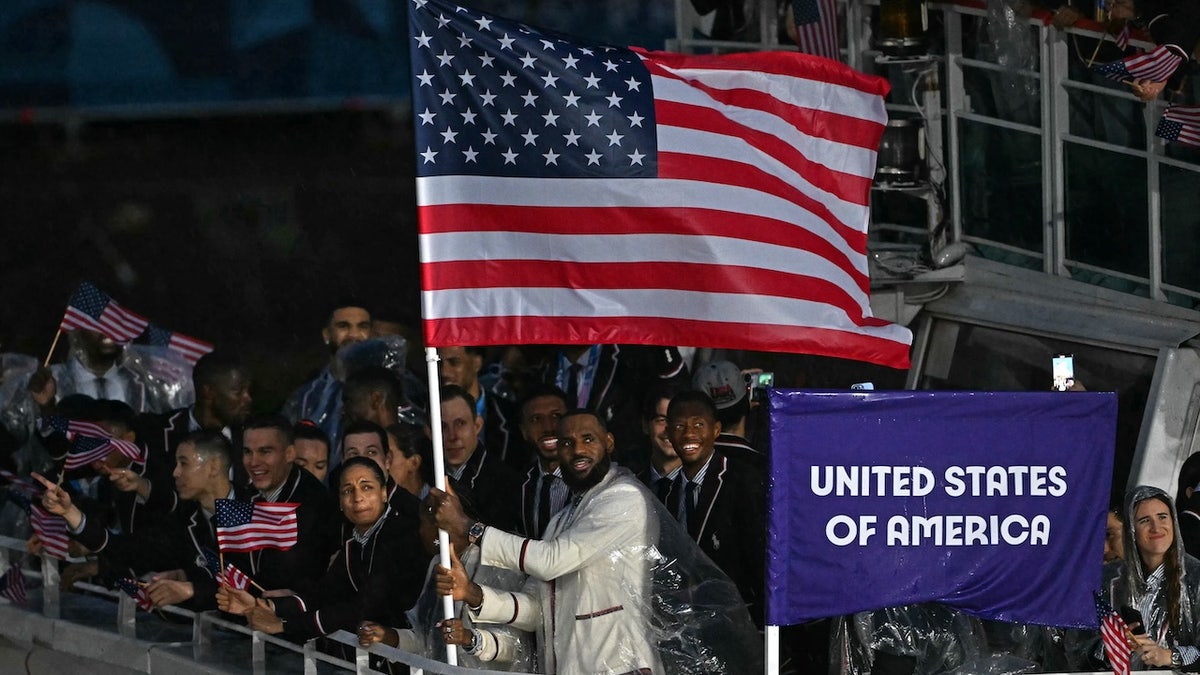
[471,466,662,674]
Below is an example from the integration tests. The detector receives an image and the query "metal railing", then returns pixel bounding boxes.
[670,0,1200,309]
[0,535,502,675]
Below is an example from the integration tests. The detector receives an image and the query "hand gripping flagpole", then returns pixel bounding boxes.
[425,347,458,666]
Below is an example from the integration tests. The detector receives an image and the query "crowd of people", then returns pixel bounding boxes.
[1,299,1196,675]
[0,300,770,673]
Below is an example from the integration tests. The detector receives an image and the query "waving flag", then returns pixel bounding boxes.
[792,0,839,60]
[116,577,155,611]
[59,282,148,344]
[31,506,70,560]
[63,436,115,470]
[223,563,252,591]
[1156,105,1200,147]
[214,499,299,552]
[1095,595,1131,675]
[1095,44,1183,83]
[146,324,214,366]
[0,567,26,606]
[409,0,910,368]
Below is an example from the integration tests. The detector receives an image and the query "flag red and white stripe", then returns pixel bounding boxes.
[411,0,910,368]
[0,567,26,606]
[792,0,840,61]
[223,563,252,591]
[1157,105,1200,147]
[59,282,148,344]
[146,323,214,366]
[31,506,70,560]
[1095,44,1184,83]
[1100,610,1130,675]
[215,500,299,552]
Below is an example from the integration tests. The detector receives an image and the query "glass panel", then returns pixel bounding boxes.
[1062,143,1148,278]
[919,320,1155,492]
[1063,38,1147,149]
[1161,163,1200,295]
[958,119,1042,252]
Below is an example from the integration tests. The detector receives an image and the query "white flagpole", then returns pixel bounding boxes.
[425,346,457,667]
[766,625,779,674]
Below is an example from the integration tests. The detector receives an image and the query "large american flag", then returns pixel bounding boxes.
[146,323,214,366]
[1095,44,1184,83]
[214,499,299,552]
[1157,105,1200,147]
[792,0,840,60]
[58,282,148,344]
[409,0,910,368]
[1095,594,1131,675]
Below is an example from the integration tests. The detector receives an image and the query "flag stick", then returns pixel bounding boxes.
[425,346,457,667]
[43,329,62,367]
[1086,35,1104,67]
[219,550,225,583]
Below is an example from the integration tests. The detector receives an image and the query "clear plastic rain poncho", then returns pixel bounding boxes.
[405,545,536,671]
[412,466,762,674]
[1095,485,1200,671]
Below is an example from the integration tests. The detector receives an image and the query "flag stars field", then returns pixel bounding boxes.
[408,0,911,367]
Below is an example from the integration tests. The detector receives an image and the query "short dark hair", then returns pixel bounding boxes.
[242,413,294,445]
[558,408,608,433]
[342,419,390,456]
[439,384,476,417]
[344,366,405,410]
[667,390,719,421]
[338,456,387,487]
[518,383,569,422]
[641,381,688,420]
[181,430,232,472]
[93,399,137,435]
[327,300,371,326]
[192,350,246,392]
[293,421,330,448]
[386,422,430,460]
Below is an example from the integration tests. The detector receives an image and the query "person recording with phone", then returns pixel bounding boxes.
[1097,486,1200,670]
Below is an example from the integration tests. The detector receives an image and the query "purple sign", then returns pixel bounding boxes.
[767,390,1116,628]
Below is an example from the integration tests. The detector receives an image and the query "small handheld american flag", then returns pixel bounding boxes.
[214,499,299,553]
[1095,593,1131,675]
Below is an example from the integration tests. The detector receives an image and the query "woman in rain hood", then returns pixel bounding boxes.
[1099,485,1200,670]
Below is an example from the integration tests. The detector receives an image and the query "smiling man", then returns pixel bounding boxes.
[515,384,570,538]
[431,410,661,675]
[238,414,340,596]
[665,390,766,627]
[36,431,246,611]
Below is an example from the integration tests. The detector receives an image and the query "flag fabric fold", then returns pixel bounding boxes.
[116,577,155,612]
[223,563,252,591]
[50,416,146,469]
[214,499,299,552]
[146,323,214,366]
[791,0,839,60]
[1094,44,1183,83]
[0,567,27,606]
[1095,594,1131,675]
[31,506,70,560]
[1156,105,1200,147]
[408,0,911,368]
[58,282,149,344]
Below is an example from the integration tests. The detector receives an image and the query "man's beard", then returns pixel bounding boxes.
[562,453,611,492]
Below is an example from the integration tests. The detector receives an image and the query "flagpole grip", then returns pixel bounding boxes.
[425,346,458,666]
[43,329,62,367]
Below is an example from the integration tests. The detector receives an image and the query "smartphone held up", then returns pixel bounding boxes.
[1052,354,1075,392]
